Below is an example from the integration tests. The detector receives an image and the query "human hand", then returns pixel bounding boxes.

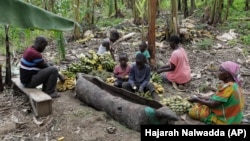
[188,95,198,103]
[156,69,162,74]
[138,87,144,93]
[58,74,65,83]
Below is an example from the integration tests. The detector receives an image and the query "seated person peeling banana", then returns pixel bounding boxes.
[113,53,131,88]
[122,53,161,101]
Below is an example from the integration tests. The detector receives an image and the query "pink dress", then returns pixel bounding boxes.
[113,64,131,79]
[166,47,191,84]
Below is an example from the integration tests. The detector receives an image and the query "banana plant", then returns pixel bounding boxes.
[54,31,66,60]
[136,0,147,41]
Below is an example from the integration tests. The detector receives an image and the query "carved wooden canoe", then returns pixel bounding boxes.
[75,73,178,131]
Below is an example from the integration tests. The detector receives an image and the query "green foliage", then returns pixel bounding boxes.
[54,31,66,60]
[151,72,162,84]
[227,39,238,46]
[240,35,250,45]
[159,0,170,10]
[96,18,123,27]
[54,0,72,18]
[135,0,146,18]
[196,38,213,50]
[0,0,75,31]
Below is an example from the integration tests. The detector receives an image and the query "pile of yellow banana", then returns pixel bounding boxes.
[153,82,165,94]
[57,77,76,92]
[160,95,193,115]
[105,77,116,85]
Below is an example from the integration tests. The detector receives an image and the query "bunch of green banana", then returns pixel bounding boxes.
[68,62,84,74]
[101,60,116,72]
[68,50,116,74]
[160,95,193,115]
[135,91,153,100]
[99,52,116,72]
[60,70,75,78]
[151,72,163,84]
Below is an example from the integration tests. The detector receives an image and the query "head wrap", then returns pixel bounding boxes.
[220,61,243,87]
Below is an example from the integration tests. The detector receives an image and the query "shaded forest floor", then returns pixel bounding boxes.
[1,16,250,140]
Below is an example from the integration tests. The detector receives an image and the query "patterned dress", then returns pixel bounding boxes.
[189,82,245,124]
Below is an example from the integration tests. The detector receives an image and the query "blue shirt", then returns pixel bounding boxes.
[128,63,151,90]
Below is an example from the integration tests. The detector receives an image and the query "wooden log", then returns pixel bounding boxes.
[0,64,3,92]
[75,73,178,132]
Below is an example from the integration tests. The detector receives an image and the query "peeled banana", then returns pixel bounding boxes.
[106,77,116,85]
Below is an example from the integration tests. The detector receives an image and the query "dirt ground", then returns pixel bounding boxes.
[1,17,250,140]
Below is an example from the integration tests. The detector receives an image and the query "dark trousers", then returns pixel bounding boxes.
[25,66,58,94]
[114,79,126,88]
[122,82,155,93]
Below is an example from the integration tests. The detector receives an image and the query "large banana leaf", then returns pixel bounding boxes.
[0,0,76,31]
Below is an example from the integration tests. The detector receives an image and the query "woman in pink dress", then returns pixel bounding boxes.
[157,35,191,85]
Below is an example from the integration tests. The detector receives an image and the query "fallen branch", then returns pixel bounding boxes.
[0,107,11,111]
[113,32,136,53]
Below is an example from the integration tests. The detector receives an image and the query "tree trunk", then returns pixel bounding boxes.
[73,0,81,40]
[201,5,211,23]
[204,0,208,6]
[148,0,156,69]
[213,0,223,25]
[49,0,55,12]
[126,0,132,9]
[75,74,178,132]
[0,64,3,92]
[108,0,114,17]
[5,25,11,87]
[225,0,230,21]
[114,0,118,17]
[246,0,250,10]
[209,0,224,25]
[171,0,179,35]
[209,0,217,25]
[178,0,182,11]
[183,0,188,18]
[84,0,93,27]
[114,0,124,18]
[190,0,196,14]
[228,0,234,6]
[43,0,48,10]
[156,0,160,17]
[91,0,95,24]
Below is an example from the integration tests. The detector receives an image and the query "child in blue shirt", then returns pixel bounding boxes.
[122,53,160,101]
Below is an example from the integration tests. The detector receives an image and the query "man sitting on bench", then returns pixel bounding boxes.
[19,36,64,98]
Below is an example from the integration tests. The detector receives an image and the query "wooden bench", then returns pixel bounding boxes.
[11,77,52,117]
